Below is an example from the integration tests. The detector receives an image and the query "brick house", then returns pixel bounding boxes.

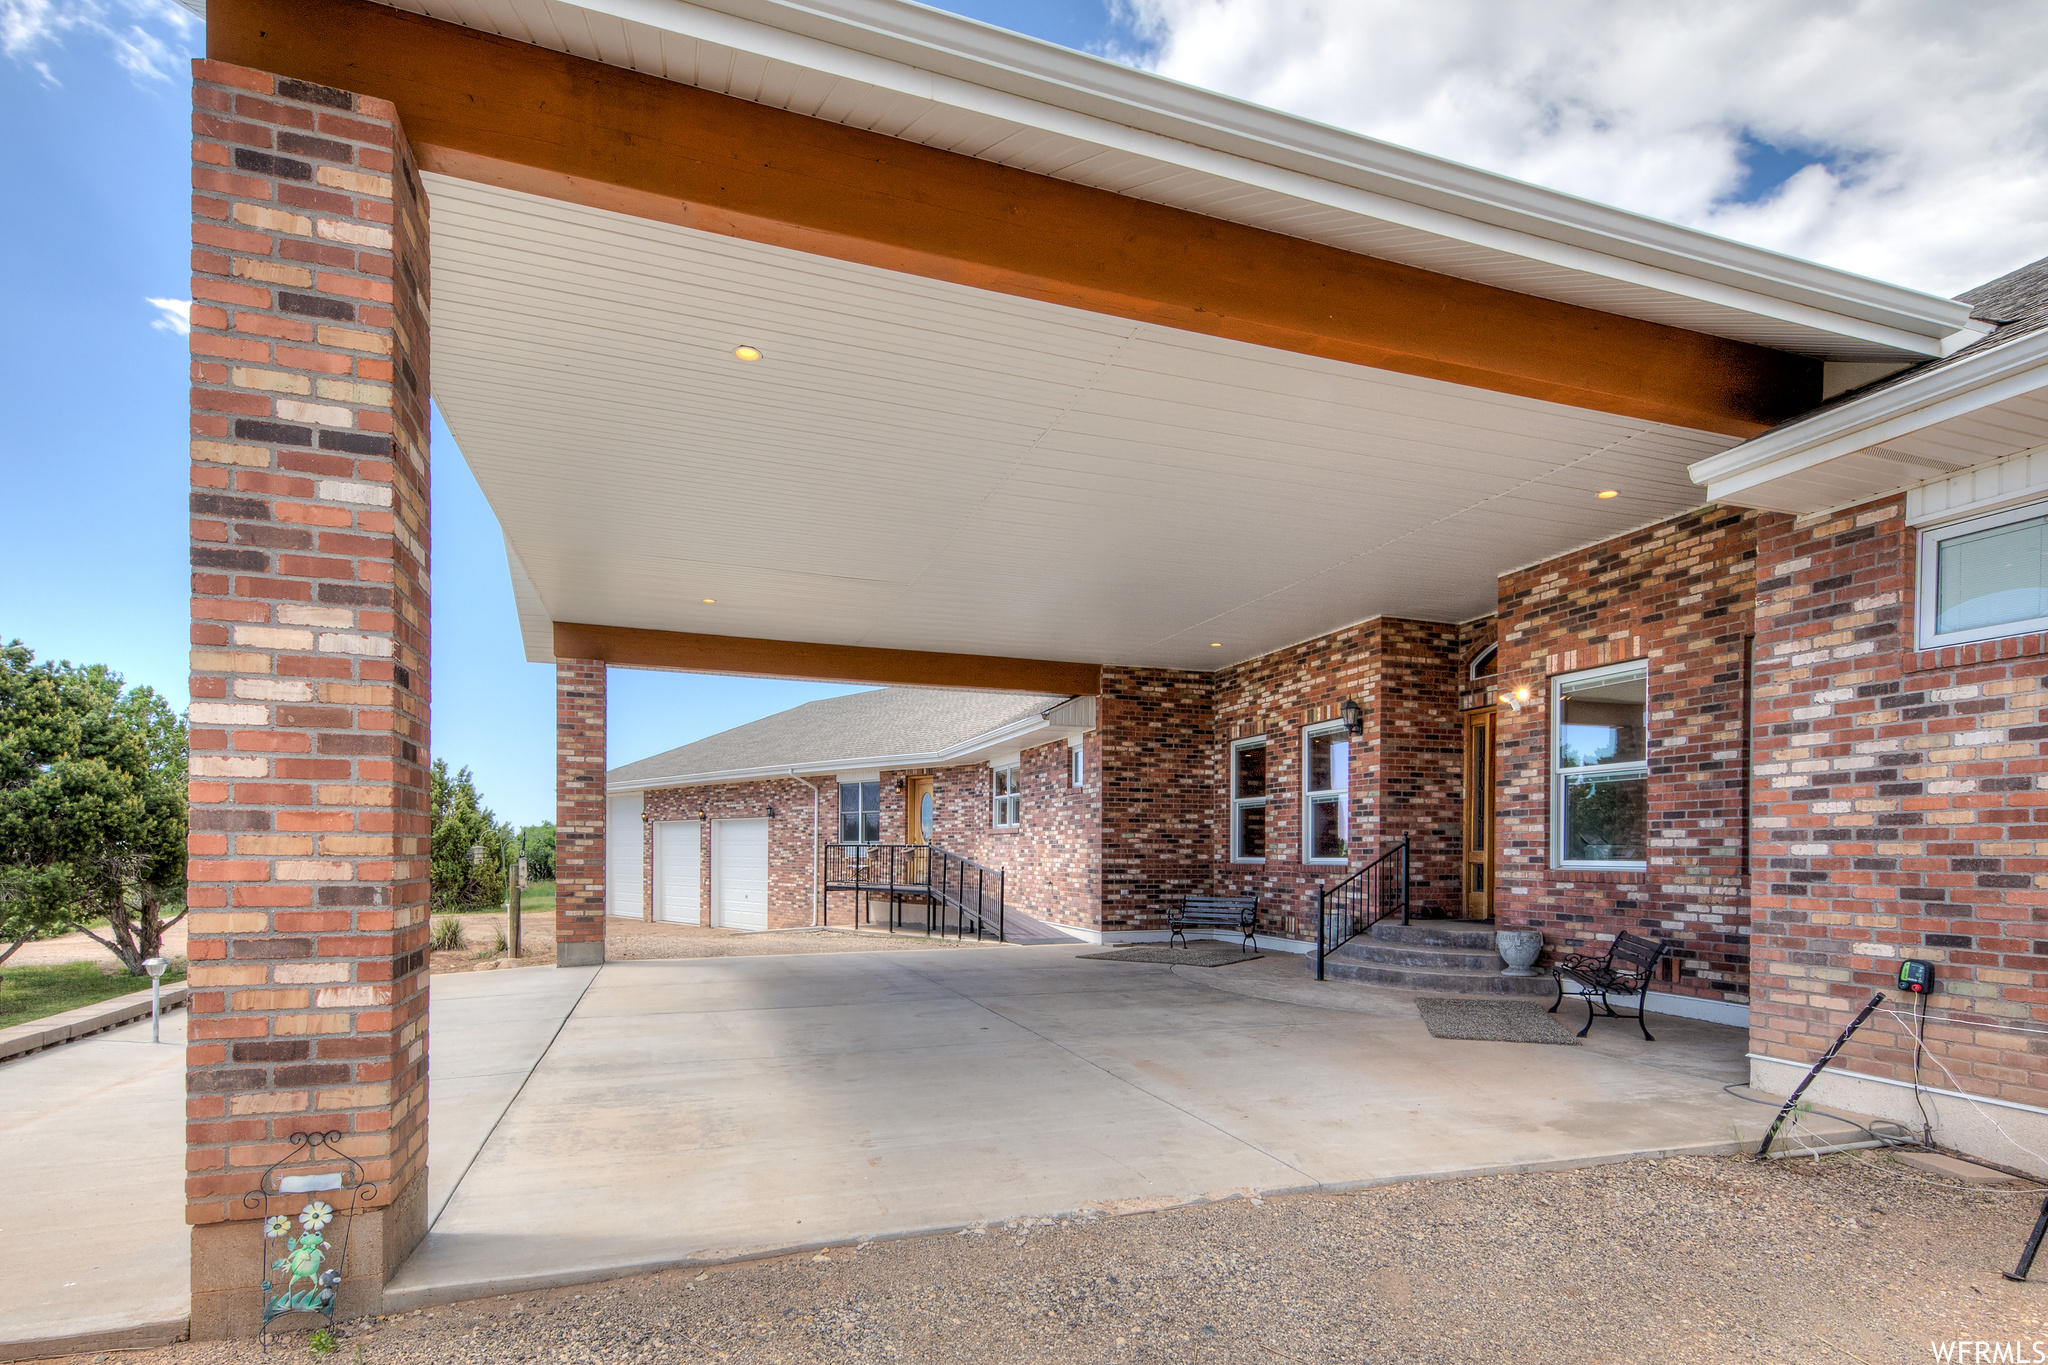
[178,0,2048,1331]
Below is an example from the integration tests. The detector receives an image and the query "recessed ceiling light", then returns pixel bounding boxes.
[1210,642,1222,647]
[733,346,762,362]
[701,598,716,604]
[1597,489,1619,499]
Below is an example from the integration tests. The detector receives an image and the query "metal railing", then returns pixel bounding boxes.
[821,842,1006,942]
[1314,834,1409,981]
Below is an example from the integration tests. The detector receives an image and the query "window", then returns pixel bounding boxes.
[1070,743,1084,787]
[1470,643,1499,680]
[992,764,1021,828]
[1231,738,1267,862]
[1552,662,1647,868]
[1302,723,1350,863]
[837,781,880,844]
[1918,502,2048,649]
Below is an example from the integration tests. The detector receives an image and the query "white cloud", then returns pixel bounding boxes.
[2,0,196,84]
[146,297,190,336]
[1111,0,2048,297]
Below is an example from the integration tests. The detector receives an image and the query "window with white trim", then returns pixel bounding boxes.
[1918,501,2048,649]
[1552,661,1648,868]
[1070,743,1084,787]
[992,764,1021,828]
[1230,737,1267,862]
[1302,722,1350,863]
[837,781,880,844]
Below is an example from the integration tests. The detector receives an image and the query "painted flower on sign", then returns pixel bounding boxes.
[265,1216,292,1238]
[299,1201,334,1231]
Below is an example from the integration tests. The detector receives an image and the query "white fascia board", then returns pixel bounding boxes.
[472,0,1970,356]
[504,536,557,663]
[606,709,1076,792]
[1690,330,2048,507]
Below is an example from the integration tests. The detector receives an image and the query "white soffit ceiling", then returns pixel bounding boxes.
[429,176,1740,671]
[372,0,1973,362]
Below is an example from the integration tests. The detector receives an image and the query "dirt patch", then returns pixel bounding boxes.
[75,1152,2048,1363]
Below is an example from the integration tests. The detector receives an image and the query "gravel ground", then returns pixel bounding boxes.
[75,1153,2048,1365]
[429,916,988,973]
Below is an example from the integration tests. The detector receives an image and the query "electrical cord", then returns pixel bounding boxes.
[1911,989,1936,1148]
[1722,1081,1918,1150]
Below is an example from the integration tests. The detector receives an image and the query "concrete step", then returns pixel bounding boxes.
[1333,939,1500,971]
[1319,956,1554,996]
[1367,919,1501,951]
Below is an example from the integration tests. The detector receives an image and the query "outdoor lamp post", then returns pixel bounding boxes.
[508,848,524,961]
[142,955,168,1044]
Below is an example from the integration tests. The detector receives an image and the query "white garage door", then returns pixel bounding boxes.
[714,819,770,931]
[606,792,644,918]
[653,821,701,924]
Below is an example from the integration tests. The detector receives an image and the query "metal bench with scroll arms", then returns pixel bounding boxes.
[1169,895,1260,952]
[1548,931,1670,1040]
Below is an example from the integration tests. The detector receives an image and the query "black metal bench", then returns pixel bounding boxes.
[1548,931,1668,1040]
[1169,895,1259,952]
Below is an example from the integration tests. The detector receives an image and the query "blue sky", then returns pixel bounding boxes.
[0,0,1137,829]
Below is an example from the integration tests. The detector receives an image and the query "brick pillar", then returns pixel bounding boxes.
[185,60,432,1337]
[556,659,608,966]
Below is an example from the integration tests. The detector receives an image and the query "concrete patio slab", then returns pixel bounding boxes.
[384,945,1812,1309]
[0,1009,189,1360]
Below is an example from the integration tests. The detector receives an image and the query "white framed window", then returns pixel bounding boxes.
[1302,722,1350,863]
[837,780,880,844]
[1552,661,1648,869]
[1069,742,1084,787]
[1917,500,2048,650]
[1470,643,1498,680]
[1230,737,1267,862]
[992,764,1021,828]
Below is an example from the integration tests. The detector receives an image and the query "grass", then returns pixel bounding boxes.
[442,881,554,914]
[0,959,188,1029]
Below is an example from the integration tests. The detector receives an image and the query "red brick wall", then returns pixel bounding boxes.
[184,59,431,1333]
[1494,507,1756,1002]
[640,778,821,930]
[1751,497,2048,1108]
[555,660,606,959]
[1099,668,1220,934]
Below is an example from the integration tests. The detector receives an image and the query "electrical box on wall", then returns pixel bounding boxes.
[1898,959,1933,994]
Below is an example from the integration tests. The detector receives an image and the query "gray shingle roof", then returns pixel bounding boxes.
[608,687,1070,785]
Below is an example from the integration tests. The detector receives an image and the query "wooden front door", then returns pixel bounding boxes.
[1462,708,1496,920]
[905,776,934,844]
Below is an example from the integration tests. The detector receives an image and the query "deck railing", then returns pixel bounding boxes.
[1314,835,1409,981]
[821,842,1006,942]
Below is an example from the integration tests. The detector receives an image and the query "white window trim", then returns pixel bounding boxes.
[1470,643,1498,680]
[1230,736,1268,864]
[1068,737,1085,787]
[1301,720,1350,866]
[992,763,1022,829]
[1551,659,1649,872]
[1915,498,2048,650]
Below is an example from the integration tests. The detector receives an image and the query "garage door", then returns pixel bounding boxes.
[606,793,644,918]
[653,821,701,924]
[714,819,769,931]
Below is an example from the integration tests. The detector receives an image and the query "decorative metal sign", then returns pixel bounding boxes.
[245,1130,375,1330]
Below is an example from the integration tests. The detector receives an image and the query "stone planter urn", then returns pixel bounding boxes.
[1497,930,1544,977]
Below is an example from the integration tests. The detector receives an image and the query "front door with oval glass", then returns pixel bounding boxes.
[904,776,934,883]
[1462,708,1496,920]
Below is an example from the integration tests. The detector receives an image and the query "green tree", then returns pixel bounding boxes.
[518,823,555,881]
[0,642,187,977]
[429,760,510,909]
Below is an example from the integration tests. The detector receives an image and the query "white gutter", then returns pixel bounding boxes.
[402,0,1974,356]
[1689,328,2048,504]
[606,709,1081,794]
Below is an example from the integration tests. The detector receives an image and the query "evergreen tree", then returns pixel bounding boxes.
[429,760,510,908]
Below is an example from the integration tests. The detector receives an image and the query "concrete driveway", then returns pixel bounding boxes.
[391,945,1768,1307]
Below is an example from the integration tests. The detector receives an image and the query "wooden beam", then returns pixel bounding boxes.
[553,623,1102,695]
[208,0,1818,437]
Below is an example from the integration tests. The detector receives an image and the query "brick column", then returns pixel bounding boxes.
[185,60,431,1337]
[556,659,607,966]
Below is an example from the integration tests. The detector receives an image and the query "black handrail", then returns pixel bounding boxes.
[1314,834,1409,981]
[821,842,1005,942]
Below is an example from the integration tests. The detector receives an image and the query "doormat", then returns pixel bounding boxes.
[1416,996,1582,1045]
[1077,943,1261,967]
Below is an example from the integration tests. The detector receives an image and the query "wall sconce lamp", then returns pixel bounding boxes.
[1339,697,1363,737]
[1505,685,1535,713]
[893,777,905,792]
[766,804,778,817]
